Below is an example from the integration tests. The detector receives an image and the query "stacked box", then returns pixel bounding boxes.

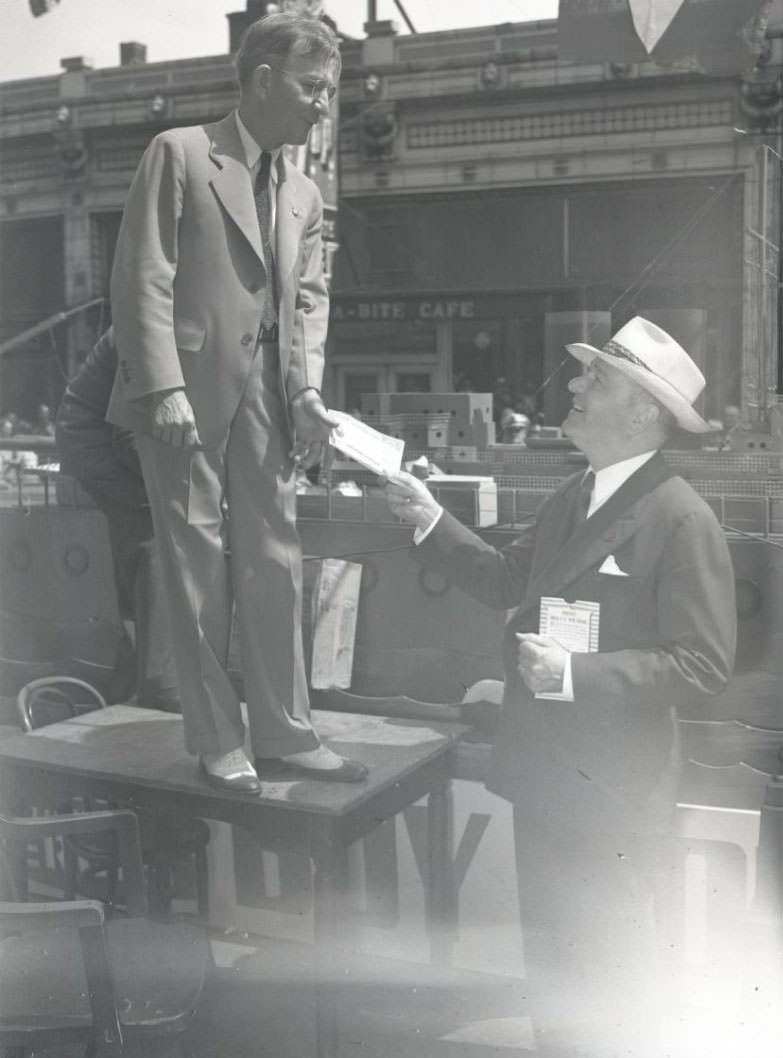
[427,474,498,527]
[359,392,394,419]
[360,392,495,447]
[389,392,492,420]
[363,412,450,450]
[389,393,494,447]
[393,413,450,449]
[440,445,479,463]
[449,418,496,447]
[730,430,782,454]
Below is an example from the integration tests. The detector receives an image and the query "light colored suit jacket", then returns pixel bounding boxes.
[107,114,328,450]
[415,454,737,829]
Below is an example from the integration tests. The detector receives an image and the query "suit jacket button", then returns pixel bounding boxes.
[240,333,253,346]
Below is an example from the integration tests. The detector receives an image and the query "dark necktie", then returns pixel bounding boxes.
[254,151,278,334]
[568,470,595,539]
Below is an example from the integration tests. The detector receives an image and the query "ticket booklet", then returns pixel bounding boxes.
[329,411,405,477]
[535,596,600,701]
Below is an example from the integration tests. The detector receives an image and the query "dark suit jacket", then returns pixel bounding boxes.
[55,327,147,511]
[415,454,737,833]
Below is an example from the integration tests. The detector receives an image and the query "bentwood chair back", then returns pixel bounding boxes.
[15,677,210,919]
[0,808,209,1058]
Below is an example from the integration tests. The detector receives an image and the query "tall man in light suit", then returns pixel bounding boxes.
[386,317,736,1057]
[108,13,367,792]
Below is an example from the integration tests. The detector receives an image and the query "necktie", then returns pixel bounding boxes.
[254,151,278,334]
[568,470,595,539]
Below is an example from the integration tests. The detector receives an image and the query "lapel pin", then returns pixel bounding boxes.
[291,206,300,217]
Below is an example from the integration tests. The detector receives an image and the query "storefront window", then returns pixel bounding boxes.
[395,372,431,392]
[343,372,382,415]
[451,319,505,394]
[331,317,436,356]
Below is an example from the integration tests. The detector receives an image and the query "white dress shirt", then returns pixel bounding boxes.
[584,450,657,518]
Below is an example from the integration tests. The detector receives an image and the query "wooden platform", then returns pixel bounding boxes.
[0,705,469,1058]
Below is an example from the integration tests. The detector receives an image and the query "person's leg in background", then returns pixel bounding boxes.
[101,504,139,704]
[103,504,180,711]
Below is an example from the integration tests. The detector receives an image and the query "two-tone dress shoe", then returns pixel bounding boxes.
[200,747,262,794]
[275,756,369,783]
[259,745,369,783]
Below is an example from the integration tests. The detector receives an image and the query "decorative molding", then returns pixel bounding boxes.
[408,100,733,149]
[94,138,150,173]
[0,141,60,182]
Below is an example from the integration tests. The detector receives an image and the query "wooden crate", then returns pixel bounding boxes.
[389,393,493,427]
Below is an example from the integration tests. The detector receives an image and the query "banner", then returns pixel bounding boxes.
[29,0,61,14]
[557,0,774,74]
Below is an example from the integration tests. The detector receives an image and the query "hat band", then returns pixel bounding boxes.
[601,337,695,409]
[602,339,651,372]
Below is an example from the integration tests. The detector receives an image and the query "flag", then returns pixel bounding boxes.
[558,0,774,75]
[629,1,686,53]
[29,0,61,15]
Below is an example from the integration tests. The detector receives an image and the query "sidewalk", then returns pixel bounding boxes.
[189,933,535,1058]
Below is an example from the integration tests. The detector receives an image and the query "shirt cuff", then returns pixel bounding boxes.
[413,505,444,545]
[290,387,320,403]
[560,652,575,701]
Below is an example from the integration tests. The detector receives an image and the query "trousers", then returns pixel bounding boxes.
[135,343,318,758]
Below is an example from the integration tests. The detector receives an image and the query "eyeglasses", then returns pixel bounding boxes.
[282,70,337,104]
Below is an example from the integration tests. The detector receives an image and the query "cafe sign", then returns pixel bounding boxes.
[332,297,480,322]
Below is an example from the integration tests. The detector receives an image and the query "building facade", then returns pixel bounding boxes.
[1,6,781,428]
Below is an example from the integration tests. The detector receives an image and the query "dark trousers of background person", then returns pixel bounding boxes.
[513,806,682,1058]
[100,502,180,712]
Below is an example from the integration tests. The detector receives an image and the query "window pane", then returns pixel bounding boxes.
[343,372,380,414]
[395,372,431,393]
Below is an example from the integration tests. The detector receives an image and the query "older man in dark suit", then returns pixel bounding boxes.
[386,316,736,1057]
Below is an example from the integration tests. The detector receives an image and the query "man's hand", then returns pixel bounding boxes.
[384,471,442,532]
[516,633,568,693]
[290,390,339,469]
[150,389,201,448]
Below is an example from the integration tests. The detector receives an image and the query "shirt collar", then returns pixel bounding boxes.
[234,110,281,180]
[587,450,657,516]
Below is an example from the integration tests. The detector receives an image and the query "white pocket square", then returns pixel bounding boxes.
[598,554,628,576]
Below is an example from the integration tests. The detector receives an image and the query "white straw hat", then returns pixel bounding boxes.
[566,316,712,433]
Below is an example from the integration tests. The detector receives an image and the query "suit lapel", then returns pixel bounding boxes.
[275,156,305,290]
[208,114,265,265]
[518,453,675,617]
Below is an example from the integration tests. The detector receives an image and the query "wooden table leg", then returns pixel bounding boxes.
[426,778,455,966]
[0,767,29,900]
[312,844,350,1058]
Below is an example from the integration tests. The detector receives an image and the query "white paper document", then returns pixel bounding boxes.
[535,596,600,701]
[329,411,405,477]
